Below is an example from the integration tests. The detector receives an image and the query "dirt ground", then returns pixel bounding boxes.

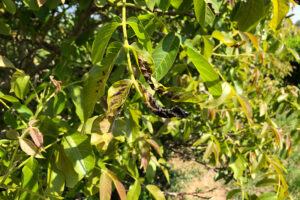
[168,156,229,200]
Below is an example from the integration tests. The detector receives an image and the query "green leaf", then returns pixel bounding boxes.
[0,91,19,103]
[99,172,112,200]
[56,144,79,188]
[107,79,133,117]
[127,180,141,200]
[0,21,11,36]
[211,30,236,46]
[270,0,289,30]
[255,178,278,187]
[226,189,241,200]
[6,129,19,140]
[83,41,123,121]
[22,0,40,10]
[203,82,233,108]
[152,33,180,81]
[3,0,16,14]
[185,46,222,97]
[145,0,155,11]
[258,192,277,200]
[288,48,300,62]
[138,13,161,37]
[232,0,265,31]
[229,154,246,180]
[10,71,30,100]
[155,0,170,11]
[146,185,166,200]
[0,55,14,68]
[193,0,215,28]
[62,132,95,178]
[127,17,152,54]
[91,22,120,64]
[203,36,214,59]
[69,86,84,122]
[13,104,34,121]
[53,92,66,115]
[19,157,39,200]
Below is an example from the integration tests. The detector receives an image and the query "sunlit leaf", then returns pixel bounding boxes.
[19,137,44,158]
[270,0,289,30]
[127,180,141,200]
[146,185,166,200]
[99,172,112,200]
[106,169,127,200]
[211,30,236,46]
[29,127,44,149]
[146,139,162,157]
[193,0,215,28]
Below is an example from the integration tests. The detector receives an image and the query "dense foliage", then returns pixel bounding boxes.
[0,0,300,199]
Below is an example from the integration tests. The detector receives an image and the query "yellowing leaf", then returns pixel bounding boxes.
[37,0,47,7]
[19,137,44,158]
[236,94,253,124]
[146,139,162,157]
[29,127,44,149]
[270,0,289,30]
[245,32,259,51]
[211,30,236,46]
[99,172,112,200]
[106,169,127,200]
[146,185,166,200]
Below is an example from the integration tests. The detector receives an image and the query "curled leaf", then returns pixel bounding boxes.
[19,137,44,158]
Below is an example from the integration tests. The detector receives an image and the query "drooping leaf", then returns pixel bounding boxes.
[91,22,120,64]
[232,0,265,31]
[146,185,166,200]
[107,79,133,117]
[127,17,152,54]
[19,157,39,200]
[62,132,95,178]
[3,0,16,14]
[185,46,222,97]
[19,137,44,158]
[83,41,123,121]
[245,32,259,51]
[127,180,141,200]
[152,33,180,81]
[99,172,112,200]
[270,0,289,30]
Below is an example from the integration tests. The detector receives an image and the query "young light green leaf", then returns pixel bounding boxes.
[203,36,214,59]
[19,137,44,158]
[62,132,95,178]
[127,180,141,200]
[0,91,19,103]
[211,30,236,46]
[10,71,30,100]
[232,0,265,31]
[185,46,222,97]
[83,41,123,121]
[19,157,39,200]
[3,0,16,14]
[229,155,247,180]
[145,0,155,11]
[270,0,289,30]
[152,33,180,81]
[127,17,152,54]
[258,192,277,200]
[99,172,112,200]
[146,185,166,200]
[107,79,133,117]
[91,22,120,64]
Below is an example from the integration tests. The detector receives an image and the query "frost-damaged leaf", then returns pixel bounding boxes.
[10,71,30,100]
[127,17,152,54]
[232,0,264,31]
[211,30,236,47]
[107,79,133,117]
[152,33,180,81]
[270,0,289,30]
[127,180,141,200]
[91,22,121,64]
[146,185,166,200]
[146,139,162,157]
[185,46,222,97]
[99,172,112,200]
[20,157,39,200]
[62,132,95,178]
[3,0,16,14]
[19,137,44,158]
[106,169,127,200]
[83,42,123,122]
[29,127,43,149]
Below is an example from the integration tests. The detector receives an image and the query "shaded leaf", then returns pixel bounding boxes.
[155,0,170,11]
[62,132,95,178]
[37,0,47,7]
[153,33,180,81]
[10,71,30,100]
[255,178,278,187]
[146,185,166,200]
[3,0,16,14]
[0,56,14,68]
[91,22,120,64]
[6,129,19,140]
[19,137,44,158]
[226,189,241,200]
[193,0,215,28]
